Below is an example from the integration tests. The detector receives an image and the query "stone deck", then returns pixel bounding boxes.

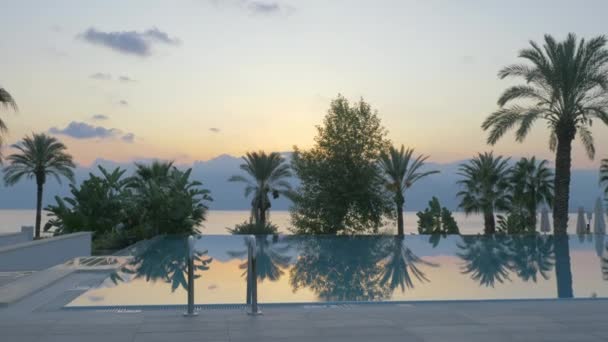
[2,299,608,341]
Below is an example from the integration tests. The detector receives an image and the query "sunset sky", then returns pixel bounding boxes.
[2,0,608,168]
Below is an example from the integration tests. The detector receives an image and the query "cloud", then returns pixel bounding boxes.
[248,1,280,14]
[91,114,109,121]
[90,73,136,83]
[79,27,180,57]
[49,122,120,139]
[90,72,112,80]
[209,127,221,133]
[121,133,135,143]
[206,0,293,15]
[118,100,129,106]
[118,75,136,83]
[49,121,135,143]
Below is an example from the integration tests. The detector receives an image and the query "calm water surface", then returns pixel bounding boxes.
[66,234,607,307]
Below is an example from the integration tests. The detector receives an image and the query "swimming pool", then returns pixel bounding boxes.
[65,234,608,308]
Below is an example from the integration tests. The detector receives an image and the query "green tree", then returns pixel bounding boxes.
[482,33,608,234]
[379,145,439,236]
[229,151,292,226]
[0,87,17,159]
[509,157,554,229]
[128,161,212,237]
[457,152,511,234]
[601,159,608,198]
[3,134,75,238]
[290,95,391,234]
[417,196,460,235]
[45,166,130,237]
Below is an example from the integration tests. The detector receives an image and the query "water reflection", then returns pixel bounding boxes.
[289,237,392,301]
[458,235,513,287]
[378,236,437,292]
[228,235,292,282]
[110,236,212,292]
[69,233,608,307]
[508,235,554,282]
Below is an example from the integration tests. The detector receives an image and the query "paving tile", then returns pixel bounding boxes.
[134,331,229,342]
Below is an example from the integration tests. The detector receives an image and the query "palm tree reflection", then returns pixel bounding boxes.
[228,235,292,282]
[111,236,212,292]
[458,235,513,287]
[508,235,554,282]
[378,236,437,292]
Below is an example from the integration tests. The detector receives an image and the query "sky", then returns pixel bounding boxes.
[2,0,608,168]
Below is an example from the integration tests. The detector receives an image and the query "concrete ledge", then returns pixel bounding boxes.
[0,232,92,271]
[0,227,33,248]
[0,265,74,307]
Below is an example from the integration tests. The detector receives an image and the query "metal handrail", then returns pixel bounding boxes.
[246,235,262,315]
[184,235,198,317]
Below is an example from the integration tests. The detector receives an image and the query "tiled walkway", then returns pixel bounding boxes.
[2,300,608,342]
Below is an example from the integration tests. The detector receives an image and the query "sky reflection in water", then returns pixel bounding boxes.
[67,234,608,307]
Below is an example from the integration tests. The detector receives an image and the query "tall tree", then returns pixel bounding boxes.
[379,145,439,236]
[290,95,391,234]
[482,33,608,234]
[229,151,292,226]
[0,87,17,159]
[457,152,511,234]
[509,157,554,228]
[3,134,75,238]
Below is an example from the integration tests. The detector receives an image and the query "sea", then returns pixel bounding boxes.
[0,209,591,236]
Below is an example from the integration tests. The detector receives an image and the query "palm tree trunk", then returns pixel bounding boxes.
[483,210,495,235]
[259,207,267,226]
[35,182,43,239]
[554,235,573,298]
[553,136,573,234]
[396,203,404,236]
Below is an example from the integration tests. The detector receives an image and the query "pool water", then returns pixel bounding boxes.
[66,234,608,308]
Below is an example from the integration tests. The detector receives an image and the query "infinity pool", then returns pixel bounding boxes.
[66,234,608,308]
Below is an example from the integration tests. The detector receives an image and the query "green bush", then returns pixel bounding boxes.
[417,197,459,235]
[227,221,279,235]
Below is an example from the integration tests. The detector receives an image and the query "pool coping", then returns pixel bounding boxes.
[61,296,608,311]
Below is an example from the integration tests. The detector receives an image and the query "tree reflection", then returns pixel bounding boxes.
[508,235,554,282]
[602,244,608,281]
[378,236,437,292]
[457,235,513,287]
[289,237,392,301]
[228,235,292,282]
[554,235,573,298]
[110,236,212,292]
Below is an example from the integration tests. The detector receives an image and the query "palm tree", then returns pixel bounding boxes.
[229,151,292,226]
[509,157,554,228]
[3,134,75,238]
[601,159,608,197]
[379,145,439,236]
[457,152,511,234]
[0,87,17,159]
[482,33,608,234]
